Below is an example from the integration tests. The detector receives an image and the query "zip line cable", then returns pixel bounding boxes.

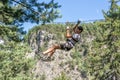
[82,19,104,22]
[53,19,105,24]
[11,0,105,23]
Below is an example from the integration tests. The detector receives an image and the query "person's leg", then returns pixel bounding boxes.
[47,49,55,57]
[42,47,54,55]
[43,44,61,56]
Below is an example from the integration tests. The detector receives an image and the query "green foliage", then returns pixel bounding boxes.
[0,41,35,80]
[0,0,61,25]
[0,25,26,42]
[54,72,71,80]
[85,0,120,80]
[0,0,61,43]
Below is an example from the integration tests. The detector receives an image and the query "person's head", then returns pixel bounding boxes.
[75,26,83,33]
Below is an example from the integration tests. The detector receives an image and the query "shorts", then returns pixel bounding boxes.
[60,41,74,51]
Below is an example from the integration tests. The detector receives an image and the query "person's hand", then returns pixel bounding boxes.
[66,26,70,29]
[77,19,81,24]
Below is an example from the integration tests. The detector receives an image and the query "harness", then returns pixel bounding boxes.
[67,34,80,46]
[66,37,78,46]
[72,37,79,42]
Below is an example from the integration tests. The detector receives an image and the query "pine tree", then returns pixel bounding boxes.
[86,0,120,80]
[0,0,61,42]
[0,0,61,25]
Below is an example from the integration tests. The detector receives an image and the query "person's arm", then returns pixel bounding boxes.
[65,26,72,38]
[73,20,81,32]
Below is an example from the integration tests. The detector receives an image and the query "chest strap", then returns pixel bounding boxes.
[72,37,78,42]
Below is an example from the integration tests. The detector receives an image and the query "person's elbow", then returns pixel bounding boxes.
[66,35,72,38]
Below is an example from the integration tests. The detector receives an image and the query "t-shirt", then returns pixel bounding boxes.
[67,33,81,46]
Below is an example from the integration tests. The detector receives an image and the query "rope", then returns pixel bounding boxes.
[52,19,105,24]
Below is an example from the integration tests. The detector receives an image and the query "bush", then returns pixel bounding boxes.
[0,41,35,80]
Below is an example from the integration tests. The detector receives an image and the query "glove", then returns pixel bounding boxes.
[77,19,81,24]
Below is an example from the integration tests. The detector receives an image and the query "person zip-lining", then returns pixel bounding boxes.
[39,20,83,60]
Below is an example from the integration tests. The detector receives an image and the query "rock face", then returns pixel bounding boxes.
[28,30,55,53]
[33,50,84,80]
[28,29,90,80]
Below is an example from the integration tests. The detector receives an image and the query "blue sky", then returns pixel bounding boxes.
[55,0,109,22]
[23,0,110,32]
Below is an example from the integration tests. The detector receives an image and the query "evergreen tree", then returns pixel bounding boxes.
[0,0,61,42]
[0,25,26,42]
[0,0,61,25]
[86,0,120,80]
[0,42,35,80]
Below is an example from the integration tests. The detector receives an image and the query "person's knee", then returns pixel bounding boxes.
[53,44,57,48]
[53,44,60,49]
